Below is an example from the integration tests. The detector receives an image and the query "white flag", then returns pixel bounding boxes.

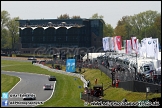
[126,40,132,54]
[141,38,147,57]
[102,37,106,51]
[105,37,110,51]
[152,38,159,59]
[146,37,154,57]
[107,37,111,51]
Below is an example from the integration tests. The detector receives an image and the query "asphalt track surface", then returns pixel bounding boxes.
[1,57,36,62]
[1,57,56,107]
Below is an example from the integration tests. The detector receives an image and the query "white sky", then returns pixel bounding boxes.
[1,1,161,28]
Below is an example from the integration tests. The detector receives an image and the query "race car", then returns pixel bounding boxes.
[43,84,53,90]
[23,93,36,100]
[27,57,37,60]
[48,76,56,81]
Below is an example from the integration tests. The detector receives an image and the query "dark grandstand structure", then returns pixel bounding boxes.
[16,19,104,54]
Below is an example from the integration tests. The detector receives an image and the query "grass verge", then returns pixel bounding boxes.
[1,60,85,107]
[1,74,20,95]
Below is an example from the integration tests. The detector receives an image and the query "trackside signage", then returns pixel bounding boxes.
[66,59,76,72]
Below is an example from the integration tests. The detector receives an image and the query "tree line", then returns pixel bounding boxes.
[1,10,161,50]
[1,10,19,51]
[90,11,161,45]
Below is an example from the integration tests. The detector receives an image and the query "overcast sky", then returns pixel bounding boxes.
[1,1,161,28]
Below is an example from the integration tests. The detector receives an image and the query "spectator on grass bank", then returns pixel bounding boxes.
[95,78,97,85]
[116,79,119,88]
[84,87,88,94]
[88,88,91,95]
[112,68,115,72]
[122,98,127,102]
[106,62,109,68]
[91,89,94,96]
[102,61,104,66]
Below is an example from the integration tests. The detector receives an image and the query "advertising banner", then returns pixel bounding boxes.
[66,59,76,72]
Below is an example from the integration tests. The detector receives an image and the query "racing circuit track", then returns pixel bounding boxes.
[1,57,56,107]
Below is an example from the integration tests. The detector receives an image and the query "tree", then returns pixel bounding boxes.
[114,16,131,40]
[90,13,103,19]
[153,15,161,44]
[114,10,160,41]
[7,17,20,51]
[71,15,81,19]
[1,10,10,32]
[1,29,11,49]
[114,25,127,39]
[103,23,114,37]
[57,14,70,19]
[1,10,11,49]
[129,10,160,39]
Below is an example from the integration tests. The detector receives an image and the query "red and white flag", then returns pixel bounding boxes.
[114,36,122,51]
[131,37,137,50]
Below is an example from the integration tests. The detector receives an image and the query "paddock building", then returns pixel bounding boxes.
[16,19,104,54]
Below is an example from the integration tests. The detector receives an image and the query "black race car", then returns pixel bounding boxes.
[48,76,56,81]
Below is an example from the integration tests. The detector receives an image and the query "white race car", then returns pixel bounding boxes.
[23,93,36,100]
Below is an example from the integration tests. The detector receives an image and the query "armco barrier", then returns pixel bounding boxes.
[33,63,87,87]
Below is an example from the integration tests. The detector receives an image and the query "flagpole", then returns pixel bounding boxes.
[135,52,137,80]
[135,38,138,81]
